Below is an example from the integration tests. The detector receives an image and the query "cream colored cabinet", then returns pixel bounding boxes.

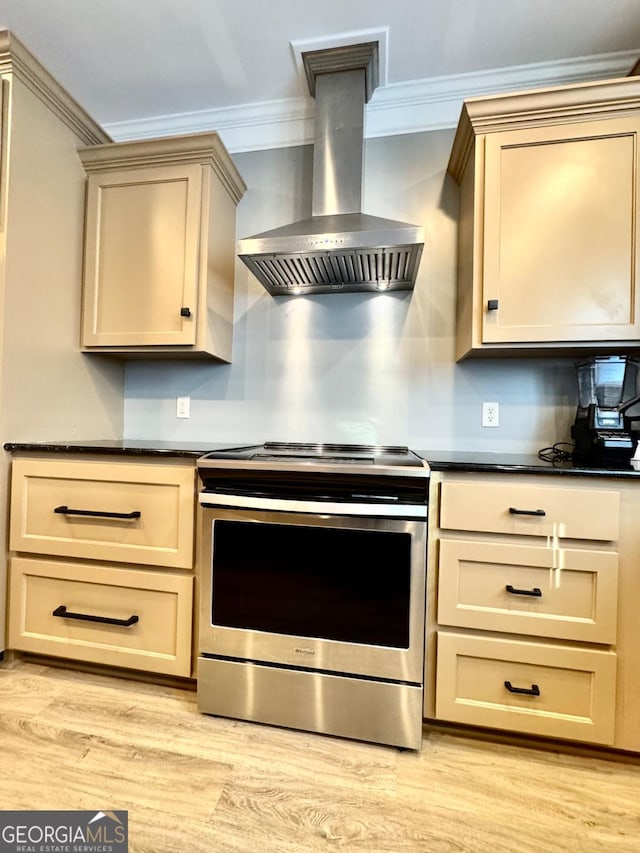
[448,77,640,360]
[79,133,246,360]
[436,632,617,745]
[9,558,193,677]
[7,456,196,678]
[0,32,126,657]
[437,539,618,644]
[424,471,640,750]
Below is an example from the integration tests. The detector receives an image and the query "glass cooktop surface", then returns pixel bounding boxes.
[199,442,424,468]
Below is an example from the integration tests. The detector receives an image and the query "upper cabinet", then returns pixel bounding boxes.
[448,77,640,360]
[79,133,246,361]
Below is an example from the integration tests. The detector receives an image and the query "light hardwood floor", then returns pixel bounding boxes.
[1,657,639,852]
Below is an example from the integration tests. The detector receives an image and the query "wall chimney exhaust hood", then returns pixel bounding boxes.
[238,42,424,296]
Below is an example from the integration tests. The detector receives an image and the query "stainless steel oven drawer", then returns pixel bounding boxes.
[198,655,424,750]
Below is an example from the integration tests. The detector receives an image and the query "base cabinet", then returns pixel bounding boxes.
[7,455,197,678]
[9,557,193,677]
[435,632,617,746]
[426,471,640,752]
[437,538,618,644]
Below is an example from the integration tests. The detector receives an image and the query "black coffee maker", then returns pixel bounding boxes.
[571,355,640,467]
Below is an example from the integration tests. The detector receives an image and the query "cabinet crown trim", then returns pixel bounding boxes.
[448,75,640,182]
[79,132,247,205]
[0,29,110,146]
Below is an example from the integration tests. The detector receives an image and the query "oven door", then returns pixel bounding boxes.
[198,500,426,685]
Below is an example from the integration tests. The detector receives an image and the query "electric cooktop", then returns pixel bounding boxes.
[199,442,425,468]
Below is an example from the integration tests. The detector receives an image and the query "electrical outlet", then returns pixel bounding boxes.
[176,396,190,418]
[482,401,499,428]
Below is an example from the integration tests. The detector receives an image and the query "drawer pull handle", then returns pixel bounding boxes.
[504,680,540,697]
[505,584,542,598]
[52,605,139,628]
[54,505,141,520]
[509,507,546,517]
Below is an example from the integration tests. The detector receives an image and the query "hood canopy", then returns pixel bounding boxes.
[238,41,424,296]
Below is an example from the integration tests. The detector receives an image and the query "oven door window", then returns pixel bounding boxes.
[211,520,412,648]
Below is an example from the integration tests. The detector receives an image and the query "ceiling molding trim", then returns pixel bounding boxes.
[105,96,315,152]
[365,47,640,139]
[104,48,640,153]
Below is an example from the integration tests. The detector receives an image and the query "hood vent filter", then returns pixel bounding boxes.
[244,246,421,294]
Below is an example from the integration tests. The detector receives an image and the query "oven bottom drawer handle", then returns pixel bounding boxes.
[504,680,540,697]
[505,584,542,598]
[52,605,139,628]
[54,505,141,520]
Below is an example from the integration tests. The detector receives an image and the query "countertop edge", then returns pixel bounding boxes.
[3,441,211,459]
[4,442,640,478]
[424,459,640,479]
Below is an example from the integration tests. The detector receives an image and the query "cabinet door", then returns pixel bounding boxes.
[82,164,202,346]
[482,117,640,344]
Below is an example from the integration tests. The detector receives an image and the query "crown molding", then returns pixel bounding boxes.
[0,29,110,145]
[447,74,640,183]
[78,131,246,204]
[103,48,640,153]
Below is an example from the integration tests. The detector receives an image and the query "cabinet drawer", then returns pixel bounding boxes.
[435,632,616,745]
[439,481,619,541]
[8,557,193,677]
[438,539,618,643]
[10,458,195,568]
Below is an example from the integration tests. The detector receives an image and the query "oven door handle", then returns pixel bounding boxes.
[198,491,427,519]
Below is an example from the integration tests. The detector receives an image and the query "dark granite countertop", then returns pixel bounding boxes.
[4,440,640,479]
[2,439,234,459]
[417,449,640,479]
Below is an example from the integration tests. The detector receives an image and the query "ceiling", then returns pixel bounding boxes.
[0,0,639,151]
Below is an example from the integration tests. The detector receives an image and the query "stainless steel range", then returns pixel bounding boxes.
[196,442,429,749]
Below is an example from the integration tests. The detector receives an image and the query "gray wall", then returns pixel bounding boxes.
[123,129,577,453]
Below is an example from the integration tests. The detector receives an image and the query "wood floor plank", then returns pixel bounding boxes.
[0,660,66,717]
[395,733,640,853]
[1,706,234,850]
[71,736,232,821]
[235,719,399,794]
[35,678,399,793]
[0,714,93,779]
[2,658,640,852]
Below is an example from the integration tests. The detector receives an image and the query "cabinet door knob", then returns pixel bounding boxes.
[180,307,192,318]
[487,299,499,311]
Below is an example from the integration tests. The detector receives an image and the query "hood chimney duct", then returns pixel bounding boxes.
[238,41,424,295]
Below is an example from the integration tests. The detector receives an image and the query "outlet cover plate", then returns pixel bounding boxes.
[482,401,499,428]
